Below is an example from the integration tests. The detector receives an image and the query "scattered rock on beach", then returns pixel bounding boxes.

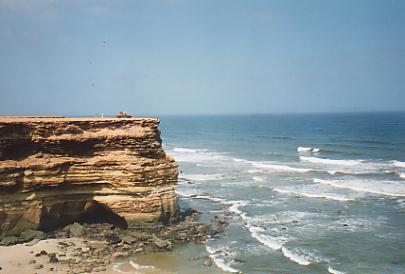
[64,223,86,237]
[203,257,213,267]
[0,236,19,246]
[20,230,46,242]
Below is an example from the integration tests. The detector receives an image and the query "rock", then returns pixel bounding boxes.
[111,252,130,260]
[152,234,167,249]
[28,259,36,264]
[203,257,213,267]
[93,266,107,272]
[48,253,58,263]
[34,264,44,269]
[0,236,19,246]
[26,238,41,246]
[64,223,86,237]
[0,117,180,238]
[120,235,137,244]
[20,230,46,242]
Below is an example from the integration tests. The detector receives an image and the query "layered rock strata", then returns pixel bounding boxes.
[0,117,179,239]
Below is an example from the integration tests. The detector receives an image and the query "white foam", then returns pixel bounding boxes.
[400,173,405,179]
[206,246,240,273]
[181,173,224,181]
[392,160,405,168]
[129,260,157,271]
[273,188,355,202]
[252,162,312,173]
[112,263,132,274]
[300,156,362,166]
[252,176,266,182]
[297,147,320,153]
[328,266,346,274]
[173,147,201,153]
[224,200,249,215]
[281,247,311,266]
[247,225,284,250]
[171,147,227,163]
[313,178,405,197]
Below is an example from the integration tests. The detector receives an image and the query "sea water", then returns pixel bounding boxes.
[118,113,405,273]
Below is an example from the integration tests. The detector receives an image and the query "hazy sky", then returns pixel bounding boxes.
[1,0,404,116]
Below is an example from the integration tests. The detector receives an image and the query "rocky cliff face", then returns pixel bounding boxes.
[0,117,179,239]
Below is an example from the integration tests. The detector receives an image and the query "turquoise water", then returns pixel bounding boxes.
[124,113,405,274]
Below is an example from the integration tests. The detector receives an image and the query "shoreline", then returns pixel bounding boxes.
[0,210,227,274]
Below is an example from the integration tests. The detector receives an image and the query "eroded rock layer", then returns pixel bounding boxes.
[0,117,179,238]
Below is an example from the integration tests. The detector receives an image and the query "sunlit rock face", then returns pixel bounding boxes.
[0,117,179,238]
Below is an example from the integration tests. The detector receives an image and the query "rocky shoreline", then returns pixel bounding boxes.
[0,209,228,274]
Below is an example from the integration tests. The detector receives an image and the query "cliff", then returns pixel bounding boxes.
[0,117,179,239]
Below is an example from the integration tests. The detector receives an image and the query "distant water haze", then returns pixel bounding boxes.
[1,0,405,116]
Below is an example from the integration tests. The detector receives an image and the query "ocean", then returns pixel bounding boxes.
[116,113,405,274]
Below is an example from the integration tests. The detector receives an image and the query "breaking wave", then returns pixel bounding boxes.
[273,188,355,202]
[281,247,311,266]
[313,178,405,197]
[297,146,321,153]
[300,156,363,166]
[328,266,346,274]
[206,246,240,273]
[392,160,405,168]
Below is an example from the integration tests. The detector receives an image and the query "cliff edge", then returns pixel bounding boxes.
[0,116,179,239]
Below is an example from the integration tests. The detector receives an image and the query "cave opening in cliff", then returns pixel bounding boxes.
[38,200,128,232]
[76,201,128,229]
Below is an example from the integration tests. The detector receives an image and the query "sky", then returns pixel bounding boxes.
[0,0,404,116]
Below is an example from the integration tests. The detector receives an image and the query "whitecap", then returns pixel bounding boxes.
[170,147,228,163]
[224,200,249,215]
[206,246,240,273]
[313,178,405,197]
[173,147,201,153]
[129,260,157,271]
[181,173,224,181]
[328,266,346,274]
[300,156,362,166]
[252,162,312,173]
[297,147,320,153]
[252,176,266,182]
[281,247,311,266]
[247,225,284,250]
[112,263,132,274]
[392,160,405,168]
[400,173,405,179]
[273,188,355,202]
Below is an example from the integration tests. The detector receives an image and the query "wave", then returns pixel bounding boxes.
[400,173,405,179]
[328,266,346,274]
[281,247,311,266]
[300,156,363,166]
[173,147,207,153]
[112,263,132,274]
[392,160,405,168]
[176,191,227,203]
[273,188,355,202]
[297,147,320,153]
[181,173,224,181]
[252,162,312,173]
[252,176,266,182]
[170,147,227,163]
[129,260,157,271]
[246,225,284,250]
[313,178,405,197]
[224,200,249,215]
[206,246,240,273]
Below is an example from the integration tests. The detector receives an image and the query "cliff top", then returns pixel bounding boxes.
[0,116,159,123]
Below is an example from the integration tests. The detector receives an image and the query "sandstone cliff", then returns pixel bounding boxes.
[0,117,179,239]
